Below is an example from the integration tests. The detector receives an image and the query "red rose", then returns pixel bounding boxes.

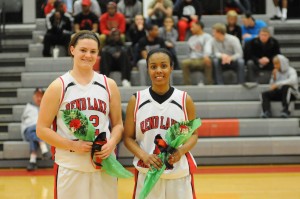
[70,119,81,129]
[179,125,189,134]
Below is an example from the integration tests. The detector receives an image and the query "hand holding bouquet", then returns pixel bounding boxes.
[139,118,201,199]
[61,109,133,178]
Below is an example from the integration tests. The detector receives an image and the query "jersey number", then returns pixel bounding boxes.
[89,115,100,136]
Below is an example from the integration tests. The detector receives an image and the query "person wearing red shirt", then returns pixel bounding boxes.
[99,2,126,49]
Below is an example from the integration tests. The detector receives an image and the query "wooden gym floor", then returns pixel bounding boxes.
[1,165,300,199]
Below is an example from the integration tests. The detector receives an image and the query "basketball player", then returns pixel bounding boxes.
[36,30,123,199]
[124,48,198,199]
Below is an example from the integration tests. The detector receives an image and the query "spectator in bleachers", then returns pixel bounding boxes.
[117,0,142,35]
[260,55,298,118]
[128,15,146,66]
[73,0,101,17]
[174,0,203,41]
[73,0,99,33]
[137,24,166,86]
[100,29,132,87]
[211,23,245,85]
[181,21,213,85]
[43,1,73,57]
[159,16,179,69]
[99,2,126,49]
[226,10,242,43]
[245,28,281,83]
[271,0,288,21]
[97,0,119,14]
[44,0,67,16]
[21,88,51,171]
[241,12,267,43]
[147,0,173,27]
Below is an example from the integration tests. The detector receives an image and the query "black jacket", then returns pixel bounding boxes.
[244,37,281,70]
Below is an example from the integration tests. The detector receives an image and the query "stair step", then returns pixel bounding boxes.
[0,73,21,82]
[0,58,25,67]
[0,89,17,97]
[0,125,8,132]
[0,107,12,115]
[0,66,25,73]
[0,82,22,89]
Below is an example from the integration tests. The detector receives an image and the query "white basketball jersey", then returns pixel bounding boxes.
[54,71,111,172]
[133,87,197,179]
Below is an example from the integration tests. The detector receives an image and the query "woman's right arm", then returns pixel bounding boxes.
[36,79,92,152]
[123,96,162,169]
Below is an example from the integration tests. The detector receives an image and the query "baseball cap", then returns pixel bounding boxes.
[34,87,44,94]
[82,0,91,6]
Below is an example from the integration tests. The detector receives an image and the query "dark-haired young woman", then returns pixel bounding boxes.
[124,48,198,199]
[37,30,123,199]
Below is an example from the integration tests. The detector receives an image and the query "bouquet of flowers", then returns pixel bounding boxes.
[139,118,201,199]
[61,109,133,178]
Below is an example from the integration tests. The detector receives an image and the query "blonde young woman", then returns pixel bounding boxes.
[37,30,123,199]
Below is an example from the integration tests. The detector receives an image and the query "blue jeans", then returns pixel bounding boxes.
[24,125,41,153]
[213,57,245,84]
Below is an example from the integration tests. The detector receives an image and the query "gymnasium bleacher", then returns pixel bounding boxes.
[0,13,300,169]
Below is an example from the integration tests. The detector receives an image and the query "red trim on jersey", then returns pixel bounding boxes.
[185,152,197,198]
[134,91,140,122]
[51,117,58,160]
[182,92,187,120]
[54,163,59,199]
[58,77,65,107]
[103,75,111,102]
[185,152,197,174]
[190,173,196,199]
[132,169,139,199]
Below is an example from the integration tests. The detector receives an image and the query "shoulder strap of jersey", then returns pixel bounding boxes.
[103,74,111,102]
[58,76,66,107]
[134,91,141,122]
[182,91,188,120]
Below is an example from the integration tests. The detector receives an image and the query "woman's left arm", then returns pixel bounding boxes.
[97,78,124,159]
[168,94,198,164]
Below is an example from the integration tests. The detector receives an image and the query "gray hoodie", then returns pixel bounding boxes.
[270,54,299,98]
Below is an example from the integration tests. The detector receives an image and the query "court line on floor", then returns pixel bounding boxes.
[1,165,300,176]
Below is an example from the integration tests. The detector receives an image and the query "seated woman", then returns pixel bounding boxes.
[100,29,132,87]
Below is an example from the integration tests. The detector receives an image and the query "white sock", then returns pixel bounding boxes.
[39,142,49,154]
[30,153,37,163]
[275,6,282,17]
[282,8,287,18]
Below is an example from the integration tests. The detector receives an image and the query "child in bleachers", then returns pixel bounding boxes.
[159,16,179,69]
[260,55,298,118]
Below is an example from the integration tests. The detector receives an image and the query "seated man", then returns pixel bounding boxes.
[21,88,51,171]
[74,0,99,33]
[181,20,213,85]
[241,12,267,43]
[100,29,132,87]
[147,0,173,26]
[245,27,281,83]
[260,55,298,118]
[211,23,245,85]
[43,1,73,57]
[99,2,126,49]
[73,0,101,17]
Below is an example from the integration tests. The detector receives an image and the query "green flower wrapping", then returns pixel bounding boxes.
[139,118,201,199]
[61,109,133,178]
[61,109,95,141]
